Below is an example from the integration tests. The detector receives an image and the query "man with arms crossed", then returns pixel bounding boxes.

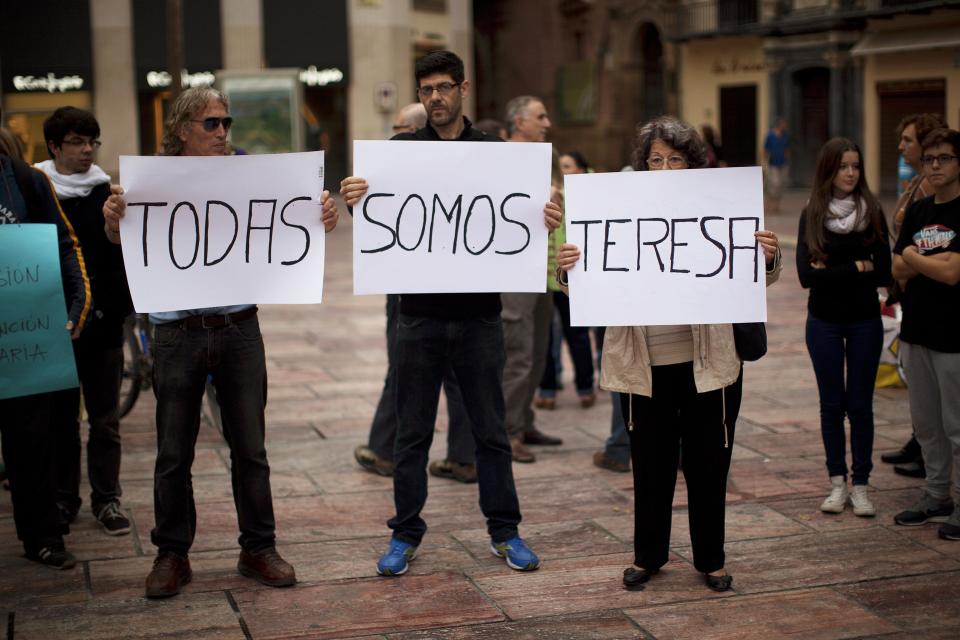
[104,87,339,597]
[891,128,960,541]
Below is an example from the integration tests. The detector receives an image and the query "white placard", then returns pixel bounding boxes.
[564,167,766,326]
[118,152,326,312]
[352,140,552,294]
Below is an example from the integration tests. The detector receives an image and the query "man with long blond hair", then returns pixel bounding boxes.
[103,86,339,597]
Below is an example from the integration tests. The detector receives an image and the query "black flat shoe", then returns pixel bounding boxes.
[623,566,658,590]
[704,572,733,592]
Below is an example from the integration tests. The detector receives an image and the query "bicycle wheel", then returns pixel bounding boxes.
[118,316,143,418]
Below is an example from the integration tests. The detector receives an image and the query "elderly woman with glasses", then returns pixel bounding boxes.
[557,116,781,592]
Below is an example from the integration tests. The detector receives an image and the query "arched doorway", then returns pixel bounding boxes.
[792,67,830,187]
[620,22,665,165]
[636,22,665,124]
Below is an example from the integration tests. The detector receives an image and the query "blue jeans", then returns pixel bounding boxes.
[390,314,521,545]
[539,292,595,397]
[151,313,276,555]
[605,392,630,464]
[595,327,630,464]
[805,315,883,485]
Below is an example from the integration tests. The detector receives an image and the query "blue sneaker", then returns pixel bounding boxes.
[376,538,417,576]
[490,536,540,571]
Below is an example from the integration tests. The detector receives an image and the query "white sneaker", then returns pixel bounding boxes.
[820,476,848,513]
[849,484,876,517]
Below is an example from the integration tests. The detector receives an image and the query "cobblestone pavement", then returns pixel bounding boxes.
[2,190,958,639]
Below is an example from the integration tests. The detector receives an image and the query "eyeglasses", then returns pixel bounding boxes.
[62,137,102,149]
[647,154,687,169]
[192,116,233,132]
[921,153,958,166]
[416,82,460,98]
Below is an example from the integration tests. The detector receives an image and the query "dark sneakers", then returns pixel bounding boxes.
[938,506,960,541]
[25,543,77,570]
[145,553,192,598]
[95,502,131,536]
[880,436,921,464]
[238,547,296,587]
[523,428,563,446]
[894,494,954,526]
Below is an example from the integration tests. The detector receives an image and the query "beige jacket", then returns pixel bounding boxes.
[598,251,782,398]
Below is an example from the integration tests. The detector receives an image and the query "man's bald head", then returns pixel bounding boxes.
[393,103,428,134]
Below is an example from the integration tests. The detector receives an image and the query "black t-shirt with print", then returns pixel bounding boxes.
[893,194,960,352]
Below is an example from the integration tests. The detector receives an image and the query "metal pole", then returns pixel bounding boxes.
[166,0,183,99]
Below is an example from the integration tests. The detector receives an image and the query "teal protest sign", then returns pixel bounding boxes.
[0,224,78,399]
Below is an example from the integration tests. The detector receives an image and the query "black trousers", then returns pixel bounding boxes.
[54,342,124,513]
[389,314,521,545]
[369,294,475,464]
[621,362,742,574]
[151,314,275,556]
[0,391,67,550]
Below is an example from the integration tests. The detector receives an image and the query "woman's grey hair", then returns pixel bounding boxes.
[631,115,708,171]
[160,87,229,156]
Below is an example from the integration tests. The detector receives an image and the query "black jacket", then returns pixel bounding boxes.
[0,155,91,330]
[391,117,504,320]
[56,182,132,347]
[796,210,892,323]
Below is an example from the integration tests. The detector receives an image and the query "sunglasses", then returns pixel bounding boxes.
[192,116,233,132]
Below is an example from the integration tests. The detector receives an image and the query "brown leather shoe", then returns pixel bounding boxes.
[579,392,597,409]
[238,547,296,587]
[593,451,630,473]
[534,396,556,410]
[145,553,192,599]
[511,437,536,463]
[429,459,478,483]
[523,428,563,446]
[354,445,394,477]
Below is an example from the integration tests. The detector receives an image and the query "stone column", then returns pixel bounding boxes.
[449,0,474,119]
[221,0,264,70]
[826,50,845,139]
[90,0,139,177]
[348,0,414,146]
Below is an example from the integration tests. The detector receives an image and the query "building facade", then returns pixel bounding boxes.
[473,0,960,192]
[0,0,473,186]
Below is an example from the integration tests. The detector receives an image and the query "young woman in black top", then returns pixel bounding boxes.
[797,137,892,517]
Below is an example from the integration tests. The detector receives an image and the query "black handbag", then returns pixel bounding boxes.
[732,322,767,361]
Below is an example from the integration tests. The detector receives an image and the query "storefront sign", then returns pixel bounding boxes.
[12,73,85,92]
[712,57,767,74]
[145,70,216,89]
[299,65,345,87]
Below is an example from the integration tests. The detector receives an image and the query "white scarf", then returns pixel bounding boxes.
[33,159,111,199]
[824,196,868,234]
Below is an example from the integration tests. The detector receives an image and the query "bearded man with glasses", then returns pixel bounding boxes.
[103,87,339,597]
[36,107,134,538]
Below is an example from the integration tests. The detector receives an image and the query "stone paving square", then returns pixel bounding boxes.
[2,192,959,638]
